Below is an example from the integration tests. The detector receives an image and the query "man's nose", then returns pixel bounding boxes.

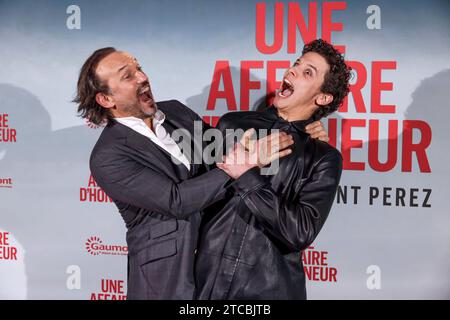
[287,66,297,78]
[136,70,148,83]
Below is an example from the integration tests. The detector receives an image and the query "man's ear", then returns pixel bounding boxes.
[315,93,333,107]
[95,92,115,109]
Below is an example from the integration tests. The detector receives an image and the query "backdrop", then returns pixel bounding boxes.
[1,0,449,299]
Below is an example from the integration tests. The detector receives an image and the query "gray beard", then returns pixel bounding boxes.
[124,102,157,120]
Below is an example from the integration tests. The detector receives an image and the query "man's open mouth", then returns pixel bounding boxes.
[138,86,152,102]
[279,78,294,98]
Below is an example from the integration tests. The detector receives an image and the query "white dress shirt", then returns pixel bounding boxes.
[115,110,191,170]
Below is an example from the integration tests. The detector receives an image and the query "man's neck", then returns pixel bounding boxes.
[113,110,155,131]
[277,106,314,122]
[143,117,153,131]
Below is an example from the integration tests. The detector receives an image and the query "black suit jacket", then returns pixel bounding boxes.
[195,108,343,299]
[90,100,230,300]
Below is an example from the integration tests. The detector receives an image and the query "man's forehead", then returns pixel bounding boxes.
[107,52,136,65]
[297,52,329,72]
[96,51,138,75]
[120,52,137,63]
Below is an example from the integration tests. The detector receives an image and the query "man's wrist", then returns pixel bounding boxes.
[231,166,268,195]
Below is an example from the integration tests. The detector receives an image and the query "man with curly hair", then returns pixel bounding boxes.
[195,39,351,300]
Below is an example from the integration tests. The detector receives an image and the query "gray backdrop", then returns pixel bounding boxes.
[0,0,449,299]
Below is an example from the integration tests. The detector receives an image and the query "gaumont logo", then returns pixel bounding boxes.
[85,236,128,256]
[0,178,13,189]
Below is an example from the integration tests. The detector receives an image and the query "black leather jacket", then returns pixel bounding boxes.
[195,107,343,300]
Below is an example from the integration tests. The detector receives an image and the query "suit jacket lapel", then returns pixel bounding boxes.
[162,115,201,177]
[113,122,186,182]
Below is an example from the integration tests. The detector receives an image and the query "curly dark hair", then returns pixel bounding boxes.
[73,47,117,125]
[302,39,351,120]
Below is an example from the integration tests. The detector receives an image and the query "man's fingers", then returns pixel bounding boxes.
[276,137,294,152]
[310,133,329,142]
[277,148,293,159]
[261,131,283,146]
[243,128,256,137]
[305,120,322,132]
[240,128,256,152]
[307,124,325,135]
[310,130,325,138]
[267,132,292,147]
[270,134,294,151]
[316,134,330,142]
[267,131,287,143]
[310,130,329,141]
[216,162,225,170]
[267,148,292,163]
[307,121,329,143]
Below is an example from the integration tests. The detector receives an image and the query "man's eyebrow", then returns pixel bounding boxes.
[307,63,318,73]
[117,65,129,73]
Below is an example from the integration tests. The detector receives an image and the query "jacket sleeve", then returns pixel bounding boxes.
[91,150,231,220]
[231,149,343,252]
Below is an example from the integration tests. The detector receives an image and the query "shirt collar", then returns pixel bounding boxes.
[114,109,166,128]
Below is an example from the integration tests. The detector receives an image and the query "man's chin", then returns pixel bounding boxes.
[273,94,290,110]
[141,101,157,116]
